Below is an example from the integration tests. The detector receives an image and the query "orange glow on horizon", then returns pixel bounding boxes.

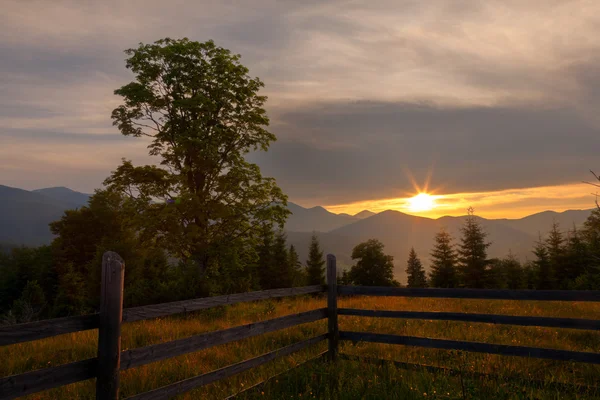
[323,182,596,219]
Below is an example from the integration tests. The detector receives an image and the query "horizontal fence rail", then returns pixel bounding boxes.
[123,285,325,323]
[120,309,328,370]
[0,314,100,346]
[0,358,98,400]
[338,308,600,331]
[339,331,600,364]
[125,334,328,400]
[338,286,600,301]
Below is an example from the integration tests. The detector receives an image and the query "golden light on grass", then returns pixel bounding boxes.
[407,193,436,212]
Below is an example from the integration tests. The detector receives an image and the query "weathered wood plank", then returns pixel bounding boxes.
[339,331,600,364]
[338,286,600,302]
[339,354,600,395]
[123,285,325,323]
[121,308,327,370]
[327,254,338,361]
[0,358,97,400]
[337,308,600,330]
[125,334,328,400]
[0,314,99,346]
[96,251,125,400]
[222,350,329,400]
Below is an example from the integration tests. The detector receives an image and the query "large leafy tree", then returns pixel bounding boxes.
[348,239,396,286]
[429,228,458,288]
[405,247,427,288]
[105,38,289,281]
[457,207,491,288]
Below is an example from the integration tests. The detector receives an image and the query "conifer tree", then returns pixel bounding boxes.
[563,226,589,288]
[546,221,567,288]
[457,207,491,288]
[271,231,291,289]
[502,252,525,289]
[256,224,275,289]
[406,247,427,288]
[533,233,554,289]
[306,233,325,285]
[288,244,305,286]
[429,228,458,288]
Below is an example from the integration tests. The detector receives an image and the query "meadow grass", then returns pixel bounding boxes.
[2,295,600,399]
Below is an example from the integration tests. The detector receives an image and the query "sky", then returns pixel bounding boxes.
[1,0,599,219]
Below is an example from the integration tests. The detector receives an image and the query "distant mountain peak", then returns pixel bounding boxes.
[33,187,91,208]
[354,210,376,219]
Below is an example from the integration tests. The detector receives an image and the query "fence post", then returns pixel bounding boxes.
[327,254,338,362]
[96,251,125,400]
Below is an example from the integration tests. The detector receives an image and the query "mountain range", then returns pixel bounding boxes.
[0,185,593,282]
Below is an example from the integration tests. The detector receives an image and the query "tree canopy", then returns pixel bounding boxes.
[347,239,397,286]
[105,38,289,284]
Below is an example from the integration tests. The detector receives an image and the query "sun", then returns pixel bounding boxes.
[408,193,436,212]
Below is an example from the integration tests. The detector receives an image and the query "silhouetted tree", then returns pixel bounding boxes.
[257,224,275,289]
[533,234,554,290]
[457,207,491,288]
[105,38,289,285]
[501,252,525,289]
[271,231,292,289]
[347,239,396,286]
[546,221,568,288]
[306,233,325,285]
[406,247,427,288]
[429,228,458,288]
[288,244,305,286]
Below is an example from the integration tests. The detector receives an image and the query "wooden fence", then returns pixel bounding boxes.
[1,251,600,399]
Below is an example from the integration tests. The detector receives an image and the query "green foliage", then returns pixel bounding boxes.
[272,231,292,289]
[429,228,458,288]
[105,37,289,284]
[533,234,554,290]
[486,253,525,289]
[288,244,306,286]
[347,239,396,286]
[405,247,427,288]
[306,233,325,285]
[457,207,491,288]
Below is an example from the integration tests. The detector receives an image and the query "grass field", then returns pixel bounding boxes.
[2,294,600,399]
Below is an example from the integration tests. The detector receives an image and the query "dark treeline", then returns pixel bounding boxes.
[405,207,600,290]
[0,207,327,323]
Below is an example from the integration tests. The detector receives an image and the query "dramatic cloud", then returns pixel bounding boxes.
[1,0,599,213]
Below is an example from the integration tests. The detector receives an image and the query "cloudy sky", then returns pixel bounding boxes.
[1,0,599,218]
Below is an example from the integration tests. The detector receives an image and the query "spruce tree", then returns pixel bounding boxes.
[306,233,325,285]
[429,228,458,288]
[546,221,567,288]
[563,226,589,288]
[256,224,275,289]
[406,247,427,288]
[288,244,305,286]
[502,252,525,289]
[271,231,292,289]
[533,233,554,289]
[457,207,491,288]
